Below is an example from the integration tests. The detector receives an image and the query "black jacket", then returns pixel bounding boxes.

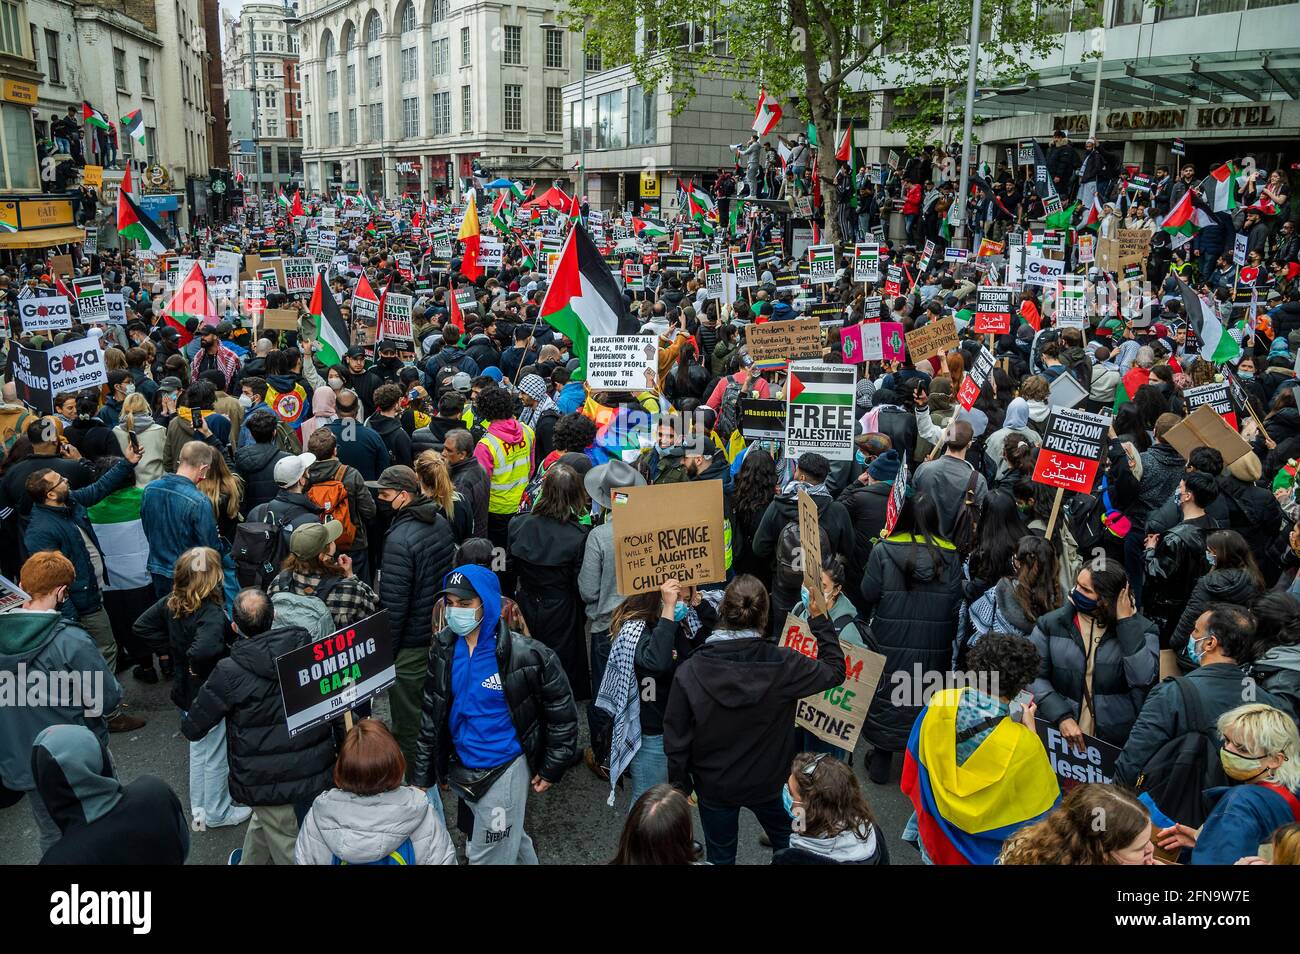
[1144,515,1213,641]
[181,625,337,806]
[752,491,856,593]
[38,773,188,866]
[663,613,845,805]
[529,408,560,464]
[248,489,322,537]
[343,367,383,415]
[875,407,920,468]
[449,457,489,538]
[63,417,118,460]
[380,497,457,652]
[367,413,413,467]
[233,442,288,514]
[411,619,578,787]
[838,481,891,613]
[134,598,231,711]
[412,415,482,456]
[662,362,712,405]
[464,335,500,372]
[1170,568,1262,651]
[1219,475,1283,578]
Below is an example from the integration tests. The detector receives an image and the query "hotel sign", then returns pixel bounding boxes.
[1053,104,1279,134]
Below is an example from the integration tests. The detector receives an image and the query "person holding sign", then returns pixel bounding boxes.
[663,575,846,865]
[411,564,578,865]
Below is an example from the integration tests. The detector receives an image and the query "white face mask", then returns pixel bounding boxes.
[329,377,344,391]
[238,393,253,409]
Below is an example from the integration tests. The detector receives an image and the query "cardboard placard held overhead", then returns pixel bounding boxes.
[797,489,825,614]
[1165,404,1251,465]
[262,308,301,331]
[904,317,957,364]
[745,318,822,363]
[586,335,659,391]
[50,255,75,282]
[611,480,726,595]
[242,255,286,291]
[779,613,886,752]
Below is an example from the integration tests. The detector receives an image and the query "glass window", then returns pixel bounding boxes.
[546,87,562,132]
[461,27,470,66]
[1112,0,1145,23]
[138,57,150,95]
[403,97,419,136]
[368,102,383,140]
[628,85,656,145]
[431,0,448,23]
[44,29,59,84]
[0,2,26,58]
[596,88,625,149]
[570,97,594,151]
[277,146,289,172]
[503,25,521,65]
[260,146,271,172]
[461,85,471,131]
[365,14,382,45]
[401,46,418,83]
[347,107,357,143]
[432,91,450,135]
[585,50,601,72]
[262,32,273,52]
[266,118,277,136]
[432,37,448,74]
[114,48,128,90]
[1198,0,1245,12]
[545,29,563,69]
[329,112,340,145]
[291,148,303,173]
[368,55,382,88]
[1156,0,1198,18]
[1,102,39,191]
[346,63,355,93]
[400,3,417,34]
[504,84,522,131]
[326,69,338,99]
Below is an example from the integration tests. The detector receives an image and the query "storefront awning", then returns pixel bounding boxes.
[0,226,85,249]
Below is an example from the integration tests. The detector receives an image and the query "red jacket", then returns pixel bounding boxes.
[902,184,923,216]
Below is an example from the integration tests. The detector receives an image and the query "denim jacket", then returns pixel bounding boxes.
[140,473,223,578]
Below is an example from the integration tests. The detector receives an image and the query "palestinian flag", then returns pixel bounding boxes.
[1181,277,1241,364]
[567,190,582,225]
[634,216,669,240]
[729,202,741,237]
[539,225,641,380]
[82,102,109,131]
[117,189,173,252]
[1080,194,1104,230]
[490,191,511,232]
[679,179,715,218]
[85,486,150,591]
[786,367,855,406]
[509,181,527,201]
[0,220,16,234]
[1160,189,1212,247]
[458,193,483,281]
[120,109,146,147]
[1200,163,1239,214]
[806,123,818,147]
[1044,201,1079,230]
[161,263,215,336]
[277,189,291,211]
[308,271,349,366]
[290,190,304,218]
[752,88,782,136]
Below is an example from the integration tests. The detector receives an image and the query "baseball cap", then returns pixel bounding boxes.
[289,520,343,560]
[450,371,472,393]
[274,452,317,488]
[365,465,419,494]
[437,567,480,602]
[345,345,366,359]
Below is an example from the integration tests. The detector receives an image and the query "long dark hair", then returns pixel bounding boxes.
[717,574,769,633]
[968,491,1027,584]
[610,785,697,865]
[674,341,698,396]
[1014,535,1061,623]
[897,493,952,585]
[733,447,777,529]
[531,463,588,522]
[1206,529,1264,589]
[1079,557,1126,630]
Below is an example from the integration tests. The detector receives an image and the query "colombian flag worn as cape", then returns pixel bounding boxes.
[901,687,1060,864]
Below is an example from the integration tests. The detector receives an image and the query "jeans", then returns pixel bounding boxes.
[389,646,428,779]
[627,733,667,809]
[424,784,448,827]
[151,572,172,601]
[452,755,538,865]
[697,796,791,865]
[187,715,240,827]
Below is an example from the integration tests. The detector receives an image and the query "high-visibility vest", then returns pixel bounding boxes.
[482,423,534,514]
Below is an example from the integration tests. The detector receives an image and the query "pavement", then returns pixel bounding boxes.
[0,670,920,865]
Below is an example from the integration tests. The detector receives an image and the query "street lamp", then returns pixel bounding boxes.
[541,20,586,202]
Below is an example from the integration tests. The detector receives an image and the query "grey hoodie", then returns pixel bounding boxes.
[578,521,621,634]
[294,786,456,865]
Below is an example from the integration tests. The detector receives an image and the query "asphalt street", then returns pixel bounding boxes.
[0,672,920,865]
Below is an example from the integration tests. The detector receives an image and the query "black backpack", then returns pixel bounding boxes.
[950,471,981,559]
[232,508,291,590]
[775,518,832,592]
[1134,677,1229,828]
[716,378,744,439]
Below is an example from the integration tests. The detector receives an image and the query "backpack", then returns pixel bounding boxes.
[331,837,416,866]
[517,457,552,515]
[775,517,832,592]
[716,378,744,439]
[305,464,358,550]
[949,471,981,559]
[232,509,290,590]
[269,577,342,641]
[1134,677,1229,828]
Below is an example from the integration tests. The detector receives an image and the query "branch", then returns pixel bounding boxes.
[826,30,887,89]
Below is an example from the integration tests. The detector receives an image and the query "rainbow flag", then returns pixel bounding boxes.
[901,687,1060,865]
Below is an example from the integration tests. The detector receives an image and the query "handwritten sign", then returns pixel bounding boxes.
[746,318,822,363]
[612,481,726,596]
[586,335,658,391]
[780,614,886,752]
[904,316,957,364]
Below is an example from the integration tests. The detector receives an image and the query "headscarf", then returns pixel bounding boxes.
[1004,397,1030,430]
[299,385,338,445]
[517,374,557,428]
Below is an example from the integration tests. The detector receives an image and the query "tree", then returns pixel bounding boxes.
[561,0,1075,246]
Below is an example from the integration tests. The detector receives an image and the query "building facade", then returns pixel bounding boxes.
[222,1,303,197]
[296,0,581,199]
[202,0,228,168]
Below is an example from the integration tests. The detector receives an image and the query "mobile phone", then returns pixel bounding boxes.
[128,431,141,454]
[1009,689,1034,722]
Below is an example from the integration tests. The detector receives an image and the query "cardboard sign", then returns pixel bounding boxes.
[703,255,725,300]
[731,250,757,288]
[586,335,658,391]
[283,257,315,295]
[276,611,395,736]
[797,489,825,611]
[785,361,856,461]
[49,254,74,282]
[746,318,822,363]
[958,346,995,411]
[1165,403,1250,465]
[262,308,300,331]
[13,337,107,415]
[974,286,1012,335]
[1183,381,1236,431]
[738,395,786,441]
[612,480,726,595]
[1048,371,1088,409]
[1055,279,1088,330]
[904,316,957,364]
[379,292,414,348]
[853,242,880,283]
[1032,406,1110,493]
[350,276,380,325]
[1037,721,1121,792]
[780,614,886,752]
[18,295,72,333]
[806,244,837,284]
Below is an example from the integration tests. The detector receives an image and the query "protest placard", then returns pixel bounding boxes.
[380,292,413,348]
[779,614,886,752]
[1037,721,1121,792]
[1032,406,1110,493]
[958,346,995,411]
[480,239,503,268]
[72,276,107,322]
[807,244,837,284]
[1048,371,1088,409]
[853,242,880,283]
[612,481,726,595]
[350,275,380,325]
[904,316,957,364]
[974,287,1012,335]
[103,293,127,325]
[276,611,395,736]
[283,257,315,295]
[785,361,856,461]
[731,250,757,288]
[884,264,903,296]
[586,335,658,391]
[746,318,822,363]
[1165,403,1251,465]
[704,255,724,299]
[1183,381,1236,430]
[622,263,644,291]
[1055,279,1088,329]
[1023,255,1066,287]
[18,295,72,333]
[738,395,786,441]
[241,280,267,315]
[262,308,300,331]
[13,337,107,415]
[798,489,825,611]
[50,255,74,282]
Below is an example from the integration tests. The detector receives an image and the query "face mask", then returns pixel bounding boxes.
[1239,371,1254,381]
[782,783,796,819]
[329,378,344,391]
[1206,550,1216,567]
[445,606,482,636]
[238,394,253,409]
[123,384,136,396]
[162,391,177,403]
[1017,503,1034,517]
[1188,634,1210,665]
[855,450,867,465]
[1070,588,1099,615]
[800,585,811,608]
[1219,748,1270,782]
[672,601,688,623]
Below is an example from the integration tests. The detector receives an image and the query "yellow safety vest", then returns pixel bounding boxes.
[482,423,535,514]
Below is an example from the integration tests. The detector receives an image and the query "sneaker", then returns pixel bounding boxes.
[159,656,175,679]
[107,711,147,733]
[208,806,253,829]
[132,665,159,684]
[228,847,243,865]
[582,747,609,782]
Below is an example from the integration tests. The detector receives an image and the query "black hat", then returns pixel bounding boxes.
[345,345,366,359]
[436,568,480,602]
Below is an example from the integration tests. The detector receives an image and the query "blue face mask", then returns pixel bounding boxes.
[1187,634,1208,665]
[1239,371,1255,381]
[800,585,811,608]
[672,601,688,623]
[1070,588,1099,615]
[855,450,867,465]
[782,782,796,819]
[446,606,482,636]
[1206,550,1216,567]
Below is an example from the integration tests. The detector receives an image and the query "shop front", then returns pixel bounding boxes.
[0,196,84,252]
[395,159,422,196]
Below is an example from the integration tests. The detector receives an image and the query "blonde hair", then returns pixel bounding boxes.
[102,347,127,372]
[414,449,455,518]
[197,448,243,521]
[167,547,225,617]
[1271,824,1300,865]
[120,392,151,434]
[1218,703,1300,790]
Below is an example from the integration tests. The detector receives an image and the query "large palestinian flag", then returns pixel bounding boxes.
[1160,189,1212,248]
[1199,163,1239,215]
[1180,278,1241,364]
[117,189,172,252]
[160,263,214,338]
[539,225,641,380]
[309,271,350,366]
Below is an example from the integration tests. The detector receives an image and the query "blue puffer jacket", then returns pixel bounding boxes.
[23,458,135,614]
[140,472,224,579]
[1191,783,1300,865]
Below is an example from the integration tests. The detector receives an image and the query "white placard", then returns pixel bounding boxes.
[586,335,659,391]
